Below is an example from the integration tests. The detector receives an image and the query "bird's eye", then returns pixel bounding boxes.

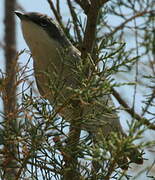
[40,20,47,27]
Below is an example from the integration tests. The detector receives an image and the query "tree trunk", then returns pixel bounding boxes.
[3,0,18,179]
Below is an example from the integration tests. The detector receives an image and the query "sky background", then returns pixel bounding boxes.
[0,0,155,179]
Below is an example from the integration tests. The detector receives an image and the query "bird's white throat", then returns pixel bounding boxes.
[21,19,62,70]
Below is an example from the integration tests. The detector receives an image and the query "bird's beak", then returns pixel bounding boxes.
[15,11,25,20]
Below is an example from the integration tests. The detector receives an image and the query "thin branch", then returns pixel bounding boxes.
[56,0,60,16]
[81,3,99,58]
[107,10,155,37]
[142,88,155,116]
[47,0,65,31]
[67,0,82,43]
[74,0,90,14]
[112,88,155,130]
[63,124,81,180]
[80,0,109,59]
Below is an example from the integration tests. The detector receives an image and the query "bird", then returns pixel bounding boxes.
[15,11,143,169]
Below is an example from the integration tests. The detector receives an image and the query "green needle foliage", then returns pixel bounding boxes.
[0,0,155,179]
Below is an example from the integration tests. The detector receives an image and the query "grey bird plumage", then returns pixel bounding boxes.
[15,11,143,169]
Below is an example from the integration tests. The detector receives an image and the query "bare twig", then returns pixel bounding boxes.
[56,0,60,16]
[107,10,155,37]
[112,88,155,130]
[74,0,90,14]
[67,0,82,43]
[47,0,64,31]
[81,3,100,58]
[80,0,110,59]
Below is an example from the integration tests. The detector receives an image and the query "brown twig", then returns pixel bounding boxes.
[112,88,155,130]
[63,124,81,180]
[107,10,155,37]
[47,0,64,31]
[56,0,60,16]
[67,0,82,44]
[80,0,109,59]
[81,2,99,58]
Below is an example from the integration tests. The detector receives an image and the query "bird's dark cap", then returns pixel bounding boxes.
[15,11,72,47]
